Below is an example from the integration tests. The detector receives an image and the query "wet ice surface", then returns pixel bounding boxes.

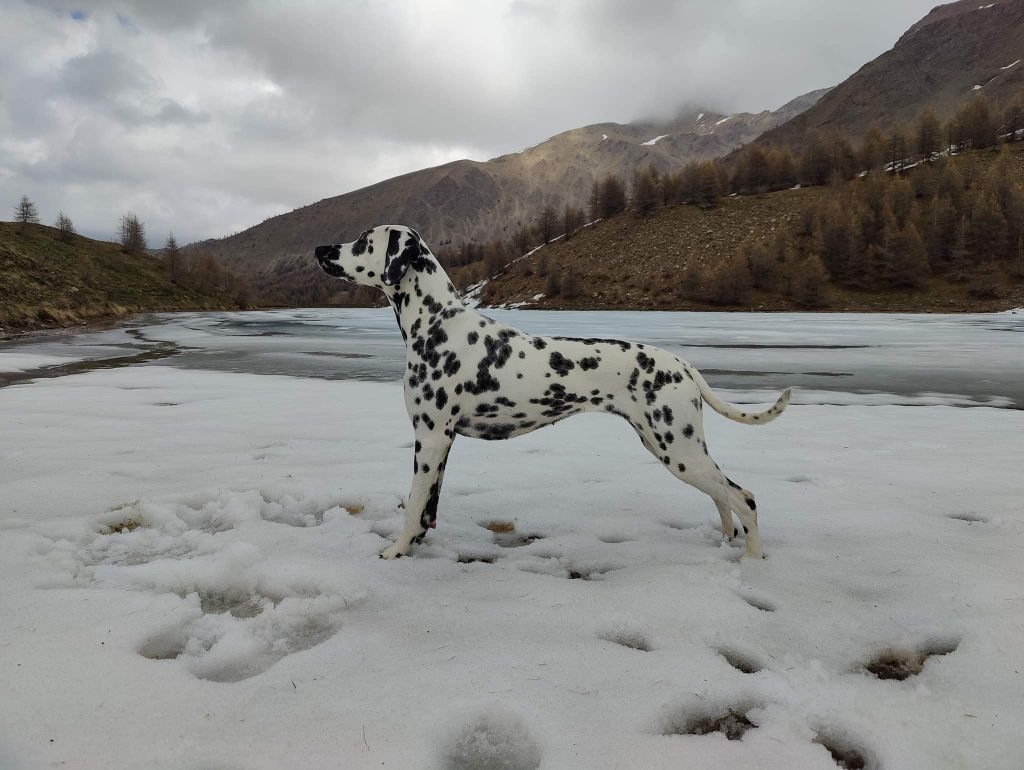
[2,308,1023,407]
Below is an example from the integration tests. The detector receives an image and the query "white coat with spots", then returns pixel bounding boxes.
[315,225,792,560]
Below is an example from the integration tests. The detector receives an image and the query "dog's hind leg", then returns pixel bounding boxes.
[714,498,738,542]
[679,459,763,559]
[723,476,763,558]
[380,431,454,559]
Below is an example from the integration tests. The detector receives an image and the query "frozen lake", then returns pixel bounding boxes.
[2,308,1023,407]
[1,309,1023,769]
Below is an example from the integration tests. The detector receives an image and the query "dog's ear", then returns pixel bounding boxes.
[383,228,429,286]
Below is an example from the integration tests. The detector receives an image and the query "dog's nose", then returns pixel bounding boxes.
[314,245,333,260]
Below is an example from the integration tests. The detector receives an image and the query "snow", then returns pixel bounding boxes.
[516,139,546,154]
[696,113,704,122]
[715,116,732,126]
[642,134,670,146]
[0,353,79,373]
[1001,59,1021,69]
[978,3,995,8]
[465,220,602,308]
[601,134,608,141]
[973,84,984,90]
[1,312,1023,769]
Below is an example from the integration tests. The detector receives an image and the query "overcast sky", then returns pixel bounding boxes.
[1,0,940,244]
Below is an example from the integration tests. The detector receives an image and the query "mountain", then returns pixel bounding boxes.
[470,141,1024,314]
[0,222,241,333]
[751,0,1024,150]
[192,89,829,302]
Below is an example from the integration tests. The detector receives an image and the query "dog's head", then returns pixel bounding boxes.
[314,225,436,290]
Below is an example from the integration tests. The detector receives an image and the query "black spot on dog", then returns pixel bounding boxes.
[387,229,402,256]
[531,338,547,350]
[636,351,655,374]
[467,331,479,345]
[683,424,694,438]
[548,351,575,377]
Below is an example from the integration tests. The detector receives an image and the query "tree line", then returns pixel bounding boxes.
[442,94,1024,307]
[704,144,1024,307]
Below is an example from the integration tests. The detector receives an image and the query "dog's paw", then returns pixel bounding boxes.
[379,543,408,560]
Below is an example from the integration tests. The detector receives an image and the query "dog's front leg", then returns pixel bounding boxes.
[380,432,454,559]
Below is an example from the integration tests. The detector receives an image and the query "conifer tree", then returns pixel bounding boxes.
[860,124,888,171]
[118,213,147,255]
[968,194,1008,261]
[538,205,559,244]
[14,195,40,231]
[165,232,181,281]
[915,108,942,158]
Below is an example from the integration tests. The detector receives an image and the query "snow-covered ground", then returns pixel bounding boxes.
[1,311,1023,769]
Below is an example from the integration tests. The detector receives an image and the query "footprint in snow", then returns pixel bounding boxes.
[597,622,652,652]
[661,701,761,741]
[717,647,764,674]
[441,710,542,770]
[948,513,988,524]
[138,591,352,682]
[813,731,873,770]
[737,591,776,612]
[860,639,959,681]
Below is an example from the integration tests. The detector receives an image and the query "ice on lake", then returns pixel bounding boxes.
[1,310,1022,769]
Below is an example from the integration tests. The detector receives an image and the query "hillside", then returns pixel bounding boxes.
[0,222,242,334]
[193,91,830,303]
[751,0,1024,150]
[474,145,1024,313]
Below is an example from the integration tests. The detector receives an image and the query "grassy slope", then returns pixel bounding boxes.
[482,171,1024,314]
[0,221,240,333]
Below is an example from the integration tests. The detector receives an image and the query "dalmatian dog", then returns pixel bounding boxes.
[315,225,791,560]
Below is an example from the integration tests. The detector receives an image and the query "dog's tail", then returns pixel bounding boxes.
[691,368,792,425]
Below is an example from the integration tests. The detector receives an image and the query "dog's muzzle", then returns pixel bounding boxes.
[315,245,345,277]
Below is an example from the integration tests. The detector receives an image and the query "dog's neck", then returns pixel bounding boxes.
[384,257,471,343]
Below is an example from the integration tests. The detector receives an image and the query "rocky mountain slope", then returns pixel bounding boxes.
[193,90,829,300]
[0,222,241,333]
[751,0,1024,150]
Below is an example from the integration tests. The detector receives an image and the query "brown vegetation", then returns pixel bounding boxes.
[481,140,1024,312]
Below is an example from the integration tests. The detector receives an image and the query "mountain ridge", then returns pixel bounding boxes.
[192,89,830,302]
[750,0,1024,151]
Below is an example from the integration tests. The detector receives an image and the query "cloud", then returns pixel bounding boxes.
[2,0,939,243]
